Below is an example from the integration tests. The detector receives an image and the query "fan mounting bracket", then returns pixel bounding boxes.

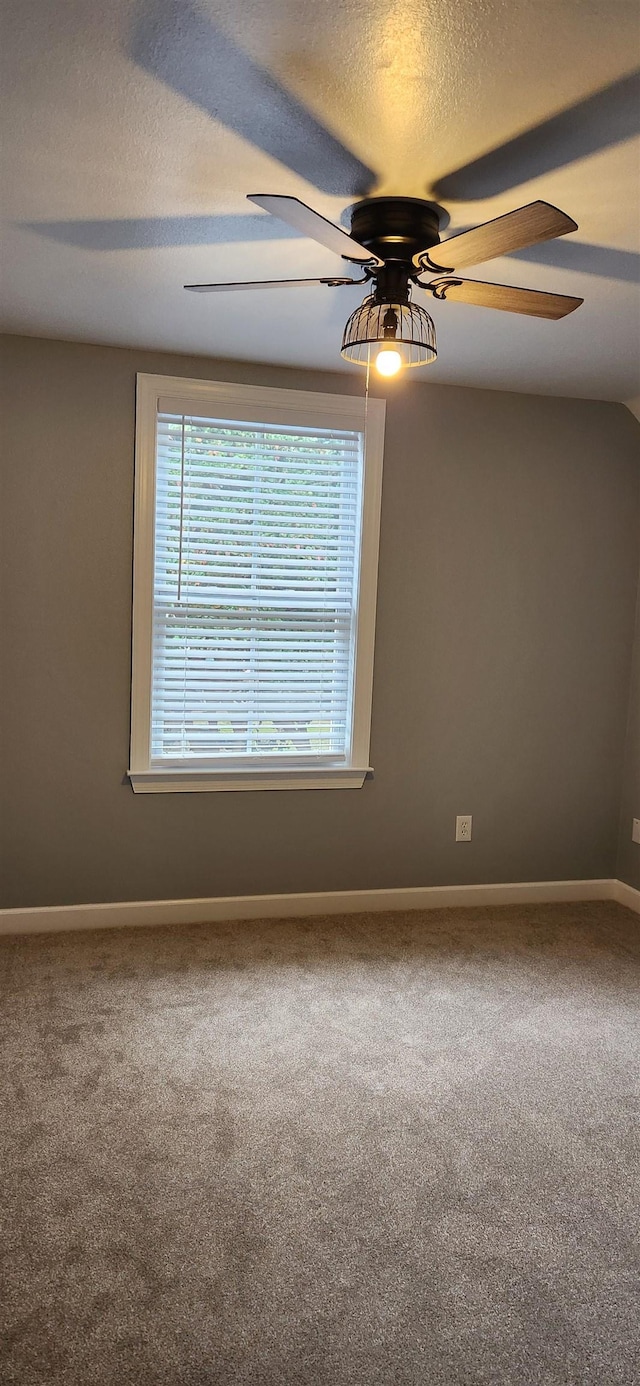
[419,276,464,300]
[415,250,456,275]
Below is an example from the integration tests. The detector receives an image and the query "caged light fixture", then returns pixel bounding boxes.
[340,294,437,376]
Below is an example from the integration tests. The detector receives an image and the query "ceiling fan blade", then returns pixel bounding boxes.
[248,195,383,265]
[432,70,640,201]
[418,202,577,272]
[185,276,365,292]
[426,277,583,319]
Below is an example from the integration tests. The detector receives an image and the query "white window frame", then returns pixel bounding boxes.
[128,373,385,793]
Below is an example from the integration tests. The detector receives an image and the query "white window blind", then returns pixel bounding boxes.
[129,375,385,793]
[152,410,363,764]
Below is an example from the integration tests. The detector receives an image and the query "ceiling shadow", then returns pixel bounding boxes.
[22,214,300,251]
[24,219,638,291]
[433,70,640,201]
[130,0,375,197]
[509,240,640,284]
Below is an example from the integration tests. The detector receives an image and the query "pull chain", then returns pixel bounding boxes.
[364,350,371,436]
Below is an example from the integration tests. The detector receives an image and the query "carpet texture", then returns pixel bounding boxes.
[1,901,639,1385]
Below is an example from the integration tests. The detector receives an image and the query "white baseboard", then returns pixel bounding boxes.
[0,877,622,937]
[612,879,640,914]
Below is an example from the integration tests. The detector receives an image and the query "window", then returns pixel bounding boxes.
[129,375,385,792]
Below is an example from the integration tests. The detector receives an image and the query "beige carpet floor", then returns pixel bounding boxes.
[1,900,639,1385]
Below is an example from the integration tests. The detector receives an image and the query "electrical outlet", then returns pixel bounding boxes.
[455,815,472,842]
[632,819,640,845]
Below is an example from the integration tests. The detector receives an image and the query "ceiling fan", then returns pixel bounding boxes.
[31,2,636,309]
[184,193,583,377]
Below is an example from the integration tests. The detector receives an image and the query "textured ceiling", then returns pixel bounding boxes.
[1,0,639,399]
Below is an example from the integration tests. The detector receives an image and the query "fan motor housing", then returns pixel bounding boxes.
[349,197,442,266]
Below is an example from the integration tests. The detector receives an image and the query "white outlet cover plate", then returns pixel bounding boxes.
[455,815,473,842]
[632,819,640,845]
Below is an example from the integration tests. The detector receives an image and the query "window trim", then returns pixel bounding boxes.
[128,373,385,793]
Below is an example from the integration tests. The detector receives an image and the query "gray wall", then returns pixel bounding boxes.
[616,542,640,889]
[1,333,639,909]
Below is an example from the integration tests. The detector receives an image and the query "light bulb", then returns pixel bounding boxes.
[375,347,402,378]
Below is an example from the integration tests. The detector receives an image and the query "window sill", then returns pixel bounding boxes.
[127,767,372,794]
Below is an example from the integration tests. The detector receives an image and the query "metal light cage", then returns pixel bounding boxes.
[341,295,437,367]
